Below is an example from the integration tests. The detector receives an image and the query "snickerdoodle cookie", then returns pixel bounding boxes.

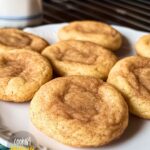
[30,76,128,147]
[58,21,122,51]
[0,49,52,102]
[0,28,49,52]
[135,34,150,58]
[42,40,118,79]
[107,56,150,119]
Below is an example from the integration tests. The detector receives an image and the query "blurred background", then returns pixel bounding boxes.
[0,0,149,32]
[42,0,150,32]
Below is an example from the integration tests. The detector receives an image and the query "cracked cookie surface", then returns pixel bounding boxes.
[0,49,52,102]
[0,29,49,52]
[107,56,150,119]
[30,76,128,147]
[58,21,122,51]
[42,40,117,79]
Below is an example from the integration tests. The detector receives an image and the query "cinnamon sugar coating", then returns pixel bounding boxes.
[30,76,128,147]
[107,56,150,119]
[0,49,52,102]
[0,29,49,52]
[42,40,117,79]
[58,21,122,51]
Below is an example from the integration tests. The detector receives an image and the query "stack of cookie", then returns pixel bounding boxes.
[0,20,149,148]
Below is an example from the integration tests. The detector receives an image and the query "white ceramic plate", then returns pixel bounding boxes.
[0,23,149,150]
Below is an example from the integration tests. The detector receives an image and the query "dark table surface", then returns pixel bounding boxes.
[43,0,150,32]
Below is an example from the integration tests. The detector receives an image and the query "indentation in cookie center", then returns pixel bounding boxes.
[0,32,31,47]
[74,24,117,36]
[63,84,98,121]
[58,48,98,65]
[134,68,150,92]
[0,59,24,77]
